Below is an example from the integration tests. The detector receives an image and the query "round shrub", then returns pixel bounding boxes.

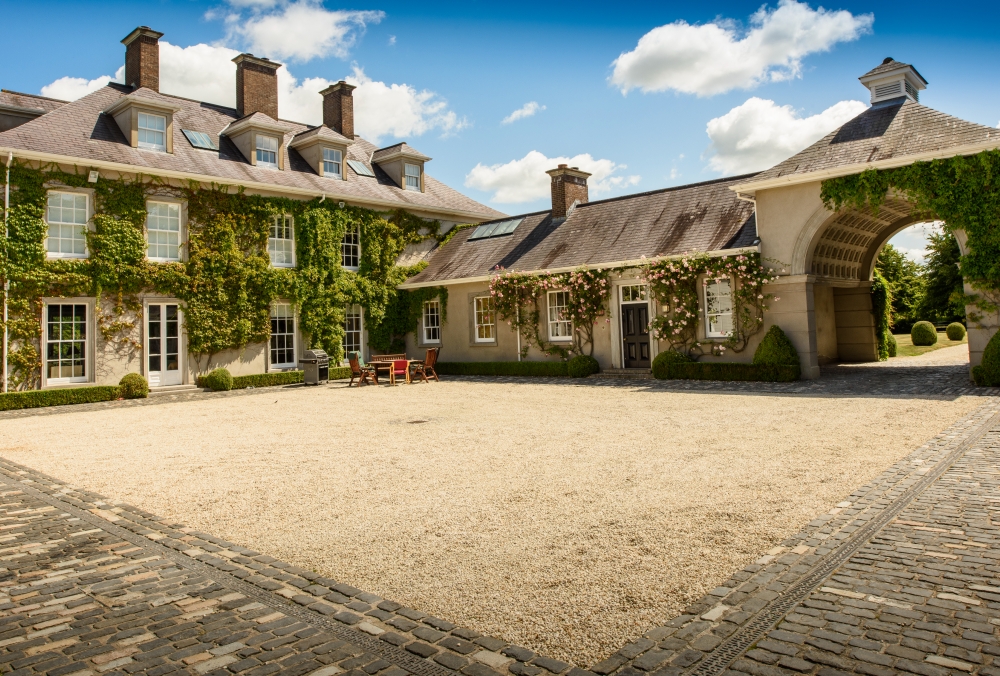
[203,367,233,391]
[911,321,938,346]
[118,373,149,399]
[752,325,800,366]
[975,330,1000,387]
[651,350,692,380]
[887,333,897,358]
[946,322,967,341]
[567,354,599,378]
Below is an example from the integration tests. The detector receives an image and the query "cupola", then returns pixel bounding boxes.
[859,57,927,105]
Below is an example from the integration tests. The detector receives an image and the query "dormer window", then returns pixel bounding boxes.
[323,148,343,178]
[256,135,279,169]
[138,112,166,152]
[404,163,421,191]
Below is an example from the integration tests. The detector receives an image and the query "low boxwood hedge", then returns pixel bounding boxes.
[197,367,351,390]
[655,362,800,382]
[0,385,122,412]
[435,361,569,377]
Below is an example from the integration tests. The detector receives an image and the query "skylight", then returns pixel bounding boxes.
[181,129,218,151]
[468,218,524,241]
[347,159,375,177]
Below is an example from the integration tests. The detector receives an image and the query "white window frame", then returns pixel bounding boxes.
[256,134,279,169]
[422,300,441,344]
[323,147,343,179]
[146,200,182,262]
[620,284,648,303]
[404,163,421,191]
[547,290,572,342]
[43,300,92,386]
[341,225,360,270]
[137,112,167,152]
[270,302,296,370]
[344,306,364,357]
[45,191,89,259]
[269,214,295,268]
[474,296,495,343]
[704,278,734,339]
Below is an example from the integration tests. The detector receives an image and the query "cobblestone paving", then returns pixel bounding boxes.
[4,368,1000,675]
[0,459,586,676]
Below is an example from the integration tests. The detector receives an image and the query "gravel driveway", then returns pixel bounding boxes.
[0,376,981,666]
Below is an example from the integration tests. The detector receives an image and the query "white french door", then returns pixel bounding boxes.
[147,303,182,386]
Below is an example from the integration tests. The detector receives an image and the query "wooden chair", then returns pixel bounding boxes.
[348,352,378,387]
[370,354,405,363]
[412,347,440,383]
[389,359,410,386]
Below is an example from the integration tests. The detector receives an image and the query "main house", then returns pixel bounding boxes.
[400,58,1000,378]
[0,27,502,392]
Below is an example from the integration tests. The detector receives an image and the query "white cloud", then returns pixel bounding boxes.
[38,45,466,143]
[887,221,942,263]
[705,97,867,175]
[465,150,640,204]
[345,66,467,143]
[610,0,873,96]
[224,0,383,62]
[388,35,396,46]
[502,101,545,125]
[41,69,122,100]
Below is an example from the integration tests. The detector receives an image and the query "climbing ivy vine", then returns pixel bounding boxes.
[0,162,439,389]
[820,150,1000,322]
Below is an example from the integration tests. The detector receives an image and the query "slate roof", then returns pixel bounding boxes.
[747,99,998,184]
[0,90,67,114]
[403,174,759,286]
[0,84,503,220]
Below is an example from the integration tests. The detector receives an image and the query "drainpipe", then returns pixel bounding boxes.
[515,306,521,361]
[3,151,11,393]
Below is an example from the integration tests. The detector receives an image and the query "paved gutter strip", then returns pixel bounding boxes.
[0,458,584,676]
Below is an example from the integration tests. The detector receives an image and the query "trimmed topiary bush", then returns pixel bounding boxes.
[946,322,967,341]
[119,373,149,399]
[888,333,897,358]
[752,325,800,366]
[567,355,599,378]
[202,367,233,391]
[651,350,693,380]
[973,330,1000,387]
[911,321,938,346]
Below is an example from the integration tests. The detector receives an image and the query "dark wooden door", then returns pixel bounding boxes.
[621,303,650,368]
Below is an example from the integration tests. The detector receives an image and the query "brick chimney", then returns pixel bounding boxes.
[121,27,164,92]
[320,82,356,138]
[233,54,282,119]
[546,164,591,219]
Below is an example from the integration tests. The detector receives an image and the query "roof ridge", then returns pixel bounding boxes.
[1,89,69,103]
[577,172,762,208]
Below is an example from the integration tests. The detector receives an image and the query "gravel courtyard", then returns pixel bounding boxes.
[0,369,982,666]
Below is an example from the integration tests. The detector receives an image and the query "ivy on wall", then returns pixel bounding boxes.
[487,253,776,361]
[820,150,1000,321]
[870,269,892,361]
[0,163,438,390]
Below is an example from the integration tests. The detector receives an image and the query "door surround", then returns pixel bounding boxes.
[143,297,186,387]
[610,279,657,369]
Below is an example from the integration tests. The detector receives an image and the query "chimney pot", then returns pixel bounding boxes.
[545,165,591,219]
[233,53,282,119]
[320,81,357,138]
[121,26,164,92]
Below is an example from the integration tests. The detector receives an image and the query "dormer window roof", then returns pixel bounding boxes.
[371,142,431,193]
[221,112,292,170]
[288,125,354,179]
[859,57,928,105]
[371,142,431,164]
[103,93,181,153]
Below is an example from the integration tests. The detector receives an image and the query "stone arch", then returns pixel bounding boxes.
[803,195,919,283]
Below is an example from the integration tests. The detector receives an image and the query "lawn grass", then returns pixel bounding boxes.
[892,331,967,358]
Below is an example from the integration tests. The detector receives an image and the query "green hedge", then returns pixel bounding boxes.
[197,368,351,389]
[655,362,800,382]
[0,386,122,411]
[435,361,569,377]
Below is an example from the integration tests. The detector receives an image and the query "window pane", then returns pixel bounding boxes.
[341,226,360,268]
[344,307,363,354]
[46,192,88,256]
[269,215,295,266]
[423,300,440,342]
[256,135,279,168]
[46,303,87,381]
[548,291,572,338]
[475,297,494,341]
[137,113,167,151]
[323,148,343,177]
[404,163,420,190]
[270,303,296,366]
[147,202,181,260]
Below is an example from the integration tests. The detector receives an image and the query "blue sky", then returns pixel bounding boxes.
[2,0,998,261]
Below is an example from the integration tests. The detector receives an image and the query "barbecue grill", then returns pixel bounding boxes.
[299,349,329,385]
